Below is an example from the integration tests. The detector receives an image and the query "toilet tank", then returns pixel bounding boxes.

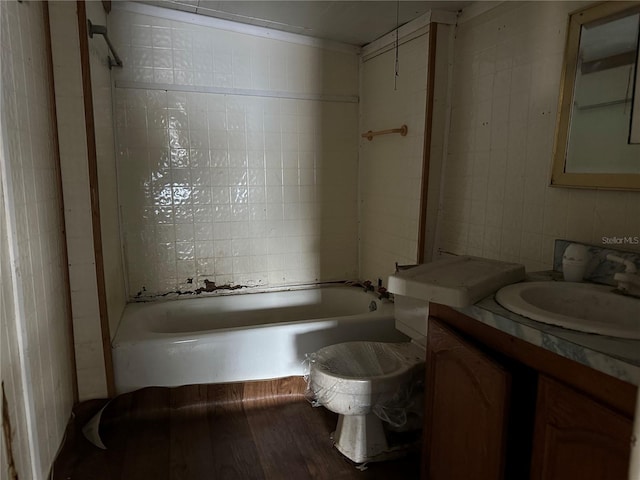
[394,294,429,346]
[389,255,526,345]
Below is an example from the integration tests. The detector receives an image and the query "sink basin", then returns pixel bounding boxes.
[495,282,640,339]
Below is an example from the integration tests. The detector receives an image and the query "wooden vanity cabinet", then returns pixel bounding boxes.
[422,319,512,480]
[423,304,636,480]
[531,376,632,480]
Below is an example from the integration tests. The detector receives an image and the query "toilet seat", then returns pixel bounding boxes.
[314,341,423,378]
[310,341,423,415]
[311,341,422,396]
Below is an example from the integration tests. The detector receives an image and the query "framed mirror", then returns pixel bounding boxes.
[633,39,640,143]
[551,2,640,190]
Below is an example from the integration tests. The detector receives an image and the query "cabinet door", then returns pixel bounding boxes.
[422,319,512,480]
[531,375,632,480]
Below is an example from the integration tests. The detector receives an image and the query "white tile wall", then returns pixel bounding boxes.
[49,2,109,400]
[1,1,75,477]
[359,34,429,284]
[437,2,640,271]
[111,9,359,297]
[0,181,30,480]
[110,7,358,96]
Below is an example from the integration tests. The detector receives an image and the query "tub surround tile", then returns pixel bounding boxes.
[107,4,442,300]
[117,89,359,297]
[112,8,360,298]
[110,6,358,98]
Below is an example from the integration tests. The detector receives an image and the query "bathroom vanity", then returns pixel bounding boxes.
[422,301,638,480]
[386,245,640,479]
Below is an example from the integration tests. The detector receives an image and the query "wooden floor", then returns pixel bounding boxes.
[52,377,421,479]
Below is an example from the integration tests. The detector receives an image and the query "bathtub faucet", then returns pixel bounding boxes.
[607,254,640,298]
[376,286,390,301]
[361,280,375,292]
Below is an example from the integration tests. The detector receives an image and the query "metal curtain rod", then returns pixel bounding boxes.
[361,124,408,141]
[87,19,123,69]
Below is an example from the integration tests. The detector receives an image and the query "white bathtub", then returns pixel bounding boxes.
[112,286,408,394]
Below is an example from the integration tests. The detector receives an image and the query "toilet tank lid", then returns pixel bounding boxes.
[387,255,525,307]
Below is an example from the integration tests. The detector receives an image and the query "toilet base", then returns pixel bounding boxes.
[332,412,423,465]
[333,413,388,464]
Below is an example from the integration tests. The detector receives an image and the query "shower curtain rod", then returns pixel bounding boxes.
[88,20,123,69]
[114,80,359,104]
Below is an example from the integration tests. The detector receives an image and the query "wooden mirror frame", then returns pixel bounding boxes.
[632,42,640,143]
[551,1,640,191]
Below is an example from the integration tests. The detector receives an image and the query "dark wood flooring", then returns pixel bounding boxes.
[52,377,420,479]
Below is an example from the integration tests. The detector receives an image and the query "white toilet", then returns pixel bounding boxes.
[308,258,523,463]
[308,340,425,464]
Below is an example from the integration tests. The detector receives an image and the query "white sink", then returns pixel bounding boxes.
[495,282,640,339]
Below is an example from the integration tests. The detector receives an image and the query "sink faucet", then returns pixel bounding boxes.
[606,254,640,297]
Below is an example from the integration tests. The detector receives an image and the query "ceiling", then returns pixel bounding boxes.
[141,1,471,46]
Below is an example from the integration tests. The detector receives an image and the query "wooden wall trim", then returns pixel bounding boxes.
[44,1,79,403]
[429,303,637,418]
[76,0,115,397]
[417,23,437,263]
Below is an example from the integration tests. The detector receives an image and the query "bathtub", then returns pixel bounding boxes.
[112,286,408,394]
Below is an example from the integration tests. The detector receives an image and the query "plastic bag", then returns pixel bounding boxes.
[303,341,423,428]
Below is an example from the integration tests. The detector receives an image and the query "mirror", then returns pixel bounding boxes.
[633,42,640,143]
[551,2,640,190]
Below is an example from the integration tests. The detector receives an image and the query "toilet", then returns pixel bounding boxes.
[307,340,425,464]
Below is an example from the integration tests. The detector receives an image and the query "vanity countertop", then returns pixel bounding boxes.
[452,292,640,387]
